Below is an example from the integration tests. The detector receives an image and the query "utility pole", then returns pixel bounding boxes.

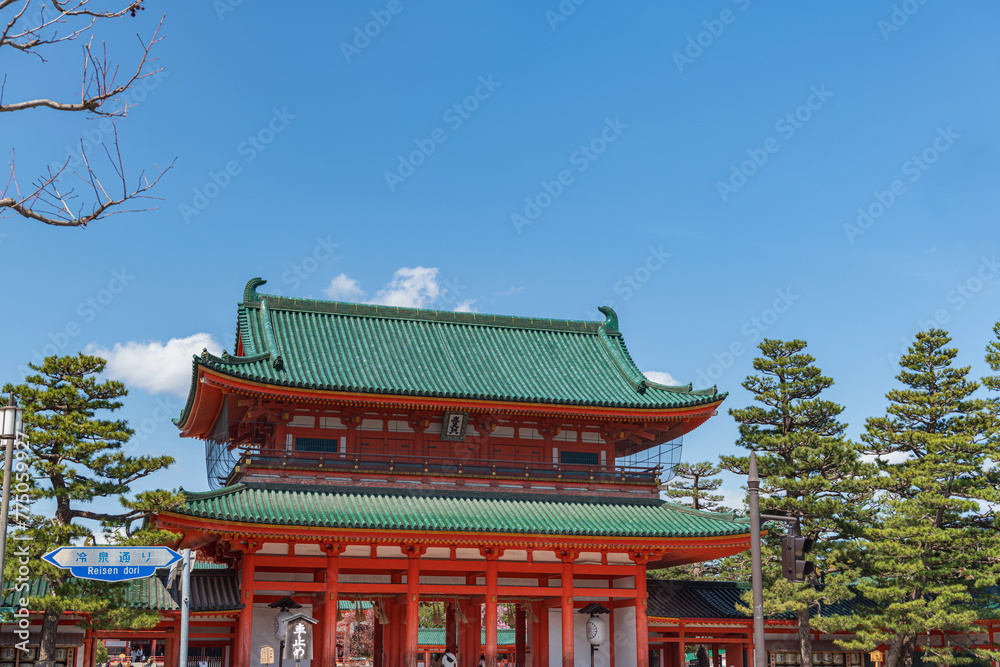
[179,549,191,667]
[748,452,766,667]
[748,452,808,666]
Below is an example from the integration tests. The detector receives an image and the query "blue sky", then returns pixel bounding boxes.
[3,1,1000,511]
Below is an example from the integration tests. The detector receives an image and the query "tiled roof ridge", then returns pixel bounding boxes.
[226,481,668,508]
[655,499,749,524]
[233,277,721,401]
[596,327,720,399]
[241,277,615,336]
[179,483,248,501]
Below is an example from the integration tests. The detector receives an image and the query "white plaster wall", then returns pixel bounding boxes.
[547,610,616,667]
[251,603,316,667]
[614,607,637,667]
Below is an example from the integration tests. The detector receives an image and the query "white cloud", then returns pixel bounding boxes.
[370,266,441,308]
[496,286,524,296]
[86,333,223,397]
[323,273,366,301]
[643,370,682,386]
[720,488,746,512]
[321,266,473,312]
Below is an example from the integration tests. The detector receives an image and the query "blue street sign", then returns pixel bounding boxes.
[42,546,182,582]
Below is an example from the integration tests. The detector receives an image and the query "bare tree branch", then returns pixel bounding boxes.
[1,2,170,227]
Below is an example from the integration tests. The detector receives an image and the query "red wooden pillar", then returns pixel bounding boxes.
[237,546,259,667]
[632,555,649,667]
[559,552,576,667]
[608,599,616,667]
[315,586,326,664]
[515,606,526,667]
[405,548,423,667]
[165,620,178,667]
[536,602,548,667]
[390,600,403,667]
[729,644,745,667]
[323,544,343,667]
[674,630,685,667]
[485,553,499,667]
[83,627,94,667]
[446,602,458,653]
[459,600,470,667]
[374,614,385,667]
[470,599,483,667]
[531,603,542,667]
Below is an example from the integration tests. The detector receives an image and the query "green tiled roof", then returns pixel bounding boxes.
[646,580,881,620]
[173,483,751,538]
[1,570,240,613]
[178,278,723,424]
[418,628,516,646]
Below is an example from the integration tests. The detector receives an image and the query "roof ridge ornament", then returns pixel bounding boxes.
[598,305,619,333]
[243,277,267,303]
[259,298,285,371]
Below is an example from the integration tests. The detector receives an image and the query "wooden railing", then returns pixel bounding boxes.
[235,450,660,486]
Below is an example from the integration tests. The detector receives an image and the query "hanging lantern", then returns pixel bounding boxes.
[585,615,606,645]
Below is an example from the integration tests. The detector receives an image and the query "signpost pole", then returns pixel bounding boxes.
[748,453,766,667]
[179,549,191,667]
[0,394,23,583]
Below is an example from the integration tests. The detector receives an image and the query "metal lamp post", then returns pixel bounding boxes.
[748,452,766,667]
[748,451,804,667]
[0,393,24,581]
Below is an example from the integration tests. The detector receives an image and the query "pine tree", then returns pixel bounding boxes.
[719,339,870,667]
[666,461,729,511]
[825,330,1000,667]
[3,354,184,667]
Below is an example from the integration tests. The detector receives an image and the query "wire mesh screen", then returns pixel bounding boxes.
[204,402,238,490]
[615,435,683,482]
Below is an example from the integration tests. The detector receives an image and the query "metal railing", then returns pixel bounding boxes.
[233,450,660,486]
[186,659,223,667]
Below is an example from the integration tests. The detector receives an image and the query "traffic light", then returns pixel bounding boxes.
[780,534,814,582]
